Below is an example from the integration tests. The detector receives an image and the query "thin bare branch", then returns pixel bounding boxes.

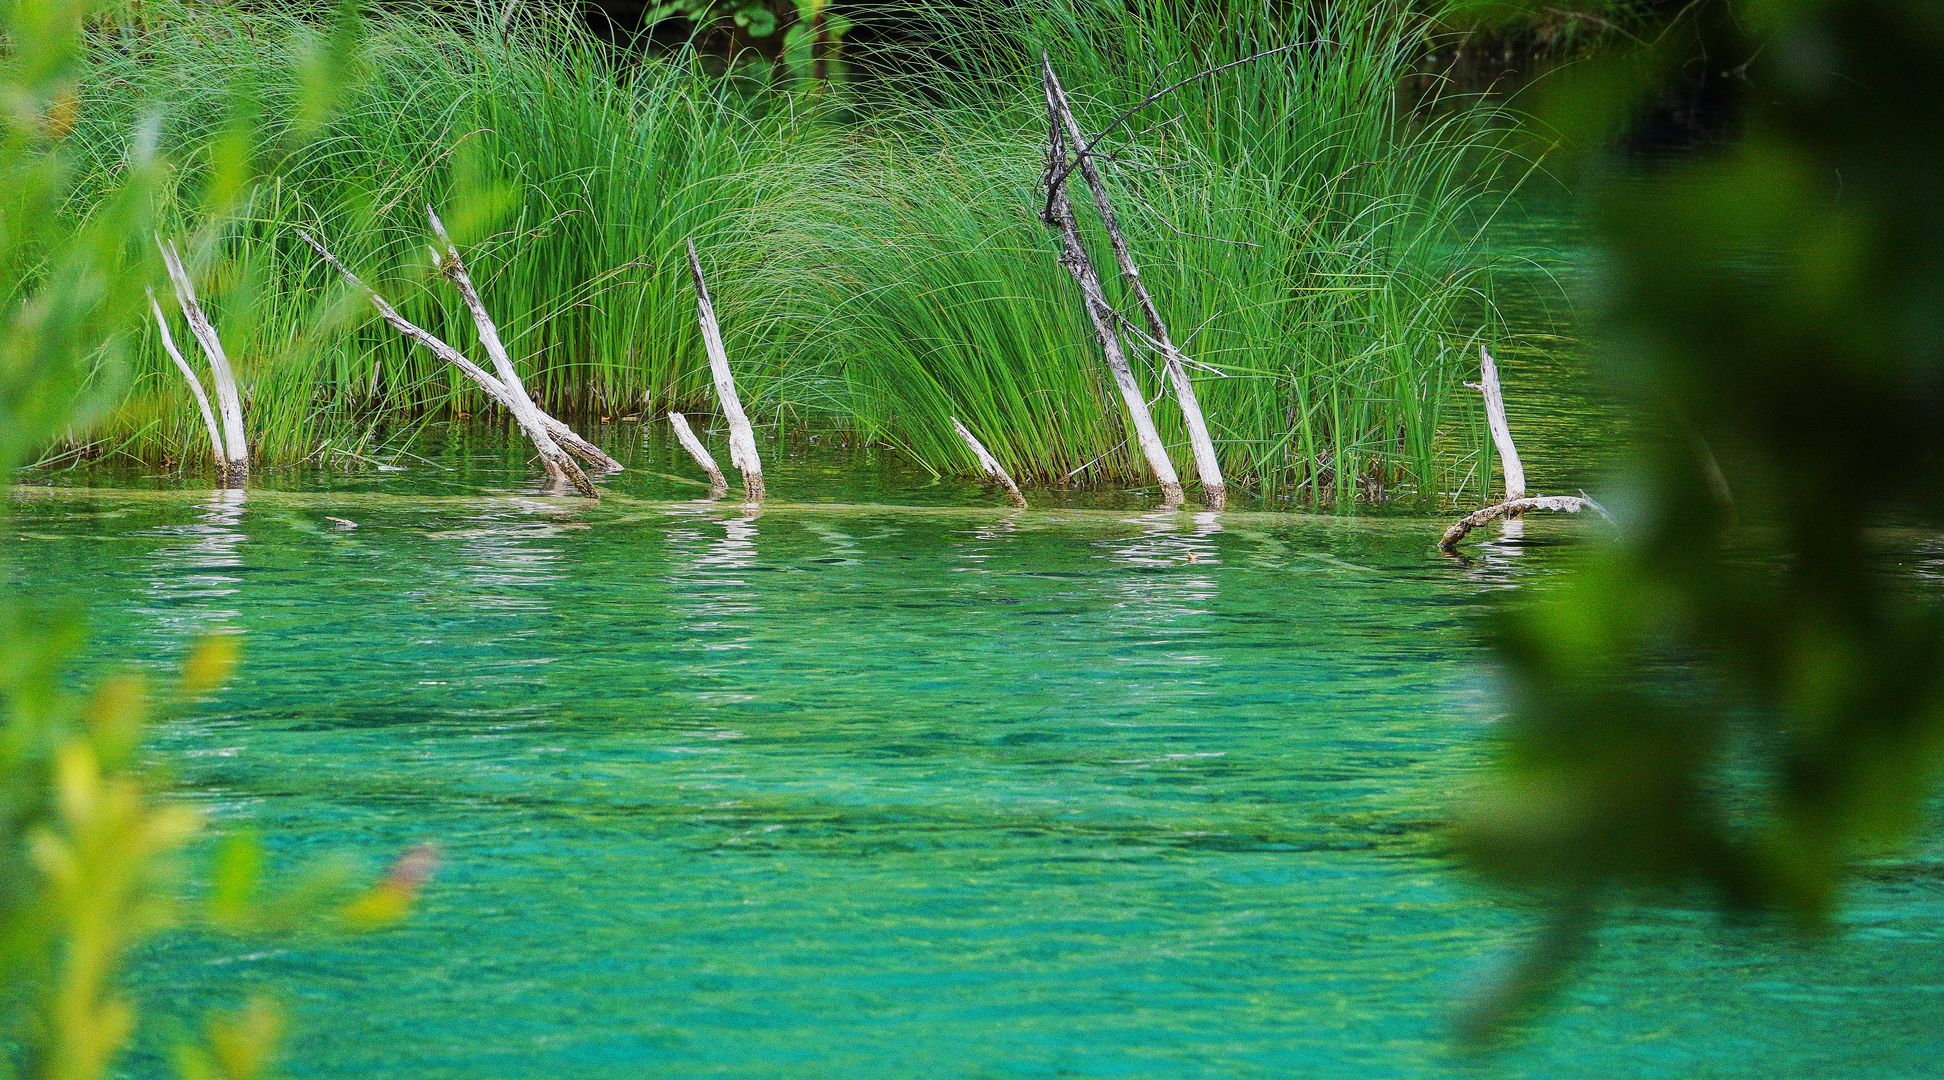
[148,287,228,474]
[950,416,1027,509]
[1040,43,1301,224]
[156,237,248,481]
[668,411,728,499]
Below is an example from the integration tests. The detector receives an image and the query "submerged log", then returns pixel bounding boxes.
[950,416,1027,509]
[296,228,619,492]
[685,239,764,503]
[1044,59,1224,510]
[668,411,729,499]
[156,238,248,483]
[148,287,227,475]
[426,207,595,498]
[1039,65,1184,507]
[1439,494,1613,553]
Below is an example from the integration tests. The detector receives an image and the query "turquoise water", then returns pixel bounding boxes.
[6,165,1937,1079]
[7,459,1940,1077]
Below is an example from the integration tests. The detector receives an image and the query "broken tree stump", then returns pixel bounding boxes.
[1474,344,1526,501]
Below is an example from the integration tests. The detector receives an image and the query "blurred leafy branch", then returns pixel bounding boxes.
[1,2,428,1077]
[1447,0,1944,1039]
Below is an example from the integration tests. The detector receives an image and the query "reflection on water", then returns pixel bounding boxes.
[667,505,762,576]
[1097,510,1222,697]
[139,488,248,634]
[665,505,763,655]
[7,491,1938,1080]
[1448,527,1536,589]
[443,507,573,616]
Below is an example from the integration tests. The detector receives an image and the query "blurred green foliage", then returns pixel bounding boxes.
[1,3,425,1076]
[639,0,850,83]
[1433,0,1664,49]
[1448,0,1944,1038]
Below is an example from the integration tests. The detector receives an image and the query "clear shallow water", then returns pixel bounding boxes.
[7,481,1940,1078]
[7,169,1937,1078]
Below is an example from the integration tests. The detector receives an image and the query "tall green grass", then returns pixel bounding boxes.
[57,0,1510,502]
[69,2,789,465]
[752,0,1511,498]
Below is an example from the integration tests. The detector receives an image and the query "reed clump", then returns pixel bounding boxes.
[58,0,1509,503]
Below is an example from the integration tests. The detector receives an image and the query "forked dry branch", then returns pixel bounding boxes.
[1043,59,1225,509]
[297,225,620,497]
[155,238,249,483]
[1440,345,1611,552]
[427,207,595,497]
[1039,60,1183,507]
[147,286,228,478]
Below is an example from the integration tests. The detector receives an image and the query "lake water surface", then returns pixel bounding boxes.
[7,465,1938,1078]
[6,186,1940,1078]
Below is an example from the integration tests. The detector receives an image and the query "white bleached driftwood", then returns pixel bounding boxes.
[1440,346,1609,552]
[426,207,594,498]
[148,287,228,477]
[950,416,1027,509]
[1044,59,1224,510]
[1038,64,1183,507]
[1473,344,1526,501]
[685,239,764,503]
[297,228,621,492]
[668,411,728,499]
[156,238,248,482]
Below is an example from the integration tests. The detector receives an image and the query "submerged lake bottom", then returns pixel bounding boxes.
[6,460,1939,1079]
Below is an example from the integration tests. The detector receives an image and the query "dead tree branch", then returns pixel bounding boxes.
[427,207,595,498]
[1040,65,1184,507]
[686,239,765,503]
[950,416,1027,509]
[156,237,248,482]
[1045,58,1225,509]
[296,227,619,491]
[1442,347,1613,551]
[1470,344,1526,501]
[668,411,728,499]
[1440,495,1613,553]
[148,287,228,476]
